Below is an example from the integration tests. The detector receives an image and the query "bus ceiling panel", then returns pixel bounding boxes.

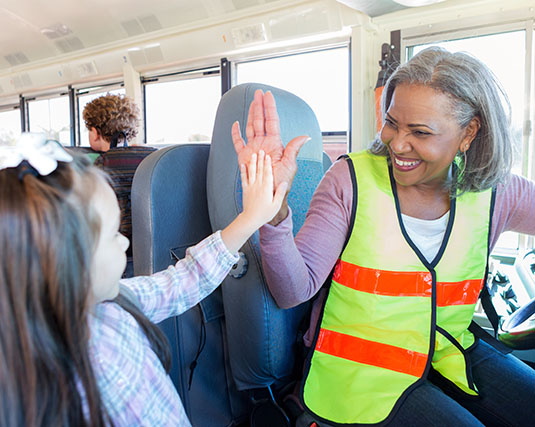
[0,0,321,74]
[335,0,409,17]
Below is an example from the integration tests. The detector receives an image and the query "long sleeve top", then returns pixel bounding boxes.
[88,231,238,426]
[259,158,535,345]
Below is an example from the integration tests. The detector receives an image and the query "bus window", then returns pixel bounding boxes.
[0,107,21,144]
[144,72,220,146]
[236,47,349,162]
[78,87,125,147]
[28,95,70,145]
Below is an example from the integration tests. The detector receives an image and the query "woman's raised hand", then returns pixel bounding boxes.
[232,89,309,224]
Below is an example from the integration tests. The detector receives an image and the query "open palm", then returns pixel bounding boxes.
[232,89,309,192]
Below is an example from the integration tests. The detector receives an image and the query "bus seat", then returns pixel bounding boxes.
[323,151,332,172]
[131,143,248,426]
[207,83,325,420]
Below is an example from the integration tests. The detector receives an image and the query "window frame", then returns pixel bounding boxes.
[0,102,22,143]
[141,65,221,146]
[25,90,72,145]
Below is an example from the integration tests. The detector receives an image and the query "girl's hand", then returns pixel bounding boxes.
[220,150,287,254]
[241,150,288,229]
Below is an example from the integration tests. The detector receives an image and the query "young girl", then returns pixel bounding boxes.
[0,133,287,426]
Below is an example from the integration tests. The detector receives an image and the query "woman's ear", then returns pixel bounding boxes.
[460,116,481,153]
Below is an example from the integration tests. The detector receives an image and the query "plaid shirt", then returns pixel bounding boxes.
[89,231,238,426]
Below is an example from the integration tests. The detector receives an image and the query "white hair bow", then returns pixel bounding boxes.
[0,133,73,176]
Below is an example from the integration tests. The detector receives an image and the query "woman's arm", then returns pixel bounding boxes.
[260,159,354,308]
[490,174,535,251]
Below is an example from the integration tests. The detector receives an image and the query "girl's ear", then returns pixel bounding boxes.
[460,116,481,153]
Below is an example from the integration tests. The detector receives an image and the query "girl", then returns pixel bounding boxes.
[0,133,287,426]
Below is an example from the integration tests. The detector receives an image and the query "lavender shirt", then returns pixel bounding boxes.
[89,231,238,426]
[259,158,535,346]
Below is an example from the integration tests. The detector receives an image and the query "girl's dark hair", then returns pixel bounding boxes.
[370,46,513,197]
[0,154,169,426]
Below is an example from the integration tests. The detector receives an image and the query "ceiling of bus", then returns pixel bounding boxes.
[0,0,408,73]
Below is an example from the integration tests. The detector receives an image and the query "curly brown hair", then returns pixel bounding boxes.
[83,94,139,142]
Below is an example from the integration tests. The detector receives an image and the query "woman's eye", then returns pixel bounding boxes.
[414,130,430,136]
[385,118,396,128]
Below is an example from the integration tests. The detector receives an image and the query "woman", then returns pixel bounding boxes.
[233,47,535,426]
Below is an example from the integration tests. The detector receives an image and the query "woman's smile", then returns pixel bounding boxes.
[391,153,422,171]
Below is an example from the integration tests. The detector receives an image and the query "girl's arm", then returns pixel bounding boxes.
[121,151,287,323]
[260,159,353,308]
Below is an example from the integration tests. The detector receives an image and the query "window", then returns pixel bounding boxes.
[78,87,125,147]
[0,107,21,144]
[407,30,529,252]
[144,71,220,145]
[236,47,350,162]
[28,95,71,145]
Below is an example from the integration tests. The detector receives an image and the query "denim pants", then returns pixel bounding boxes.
[390,340,535,426]
[297,340,535,426]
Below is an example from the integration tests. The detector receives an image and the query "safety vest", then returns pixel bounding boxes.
[302,151,495,425]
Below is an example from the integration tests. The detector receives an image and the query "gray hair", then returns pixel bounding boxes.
[370,46,513,196]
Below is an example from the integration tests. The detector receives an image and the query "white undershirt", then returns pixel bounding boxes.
[401,211,450,263]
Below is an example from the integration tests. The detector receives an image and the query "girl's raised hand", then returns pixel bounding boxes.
[240,150,288,230]
[220,150,287,254]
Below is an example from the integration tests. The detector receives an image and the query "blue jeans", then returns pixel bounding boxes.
[389,340,535,426]
[296,340,534,426]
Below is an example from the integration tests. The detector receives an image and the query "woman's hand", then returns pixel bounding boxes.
[232,89,309,224]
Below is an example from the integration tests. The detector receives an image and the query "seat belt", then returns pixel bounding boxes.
[480,284,500,337]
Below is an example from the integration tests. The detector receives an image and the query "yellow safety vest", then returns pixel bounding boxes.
[302,151,494,425]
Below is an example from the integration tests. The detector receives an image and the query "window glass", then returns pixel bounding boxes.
[409,31,526,251]
[237,48,349,133]
[28,96,70,145]
[144,75,220,145]
[78,88,125,147]
[0,108,21,144]
[236,47,349,162]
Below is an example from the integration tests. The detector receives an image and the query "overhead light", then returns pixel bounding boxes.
[392,0,446,7]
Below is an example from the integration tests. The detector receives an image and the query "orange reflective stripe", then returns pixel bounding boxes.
[333,261,432,297]
[334,261,482,306]
[316,328,427,378]
[436,279,483,306]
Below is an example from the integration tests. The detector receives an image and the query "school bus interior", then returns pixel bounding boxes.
[1,0,534,425]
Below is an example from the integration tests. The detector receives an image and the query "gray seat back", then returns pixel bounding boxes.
[207,83,325,391]
[131,144,248,426]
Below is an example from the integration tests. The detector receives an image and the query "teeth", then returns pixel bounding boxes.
[394,157,420,167]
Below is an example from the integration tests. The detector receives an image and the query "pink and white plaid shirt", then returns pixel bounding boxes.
[88,231,238,426]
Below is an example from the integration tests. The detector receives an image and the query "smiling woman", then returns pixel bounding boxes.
[252,46,535,426]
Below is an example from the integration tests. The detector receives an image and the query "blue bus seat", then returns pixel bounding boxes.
[131,144,248,426]
[206,83,325,420]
